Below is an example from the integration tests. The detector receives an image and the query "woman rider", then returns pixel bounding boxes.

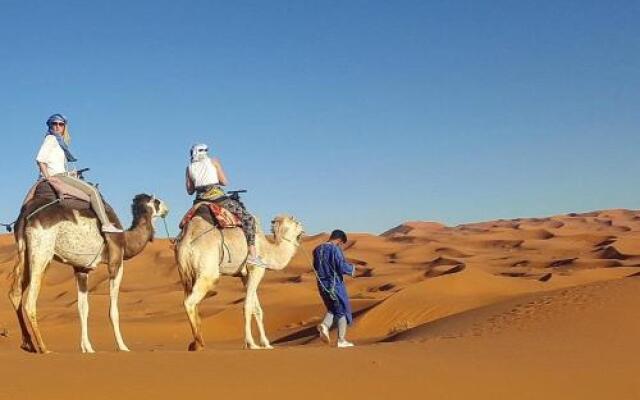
[185,143,268,267]
[35,113,122,233]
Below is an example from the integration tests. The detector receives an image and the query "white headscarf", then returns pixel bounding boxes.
[190,143,209,163]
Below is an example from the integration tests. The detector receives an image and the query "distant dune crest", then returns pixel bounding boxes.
[381,221,447,237]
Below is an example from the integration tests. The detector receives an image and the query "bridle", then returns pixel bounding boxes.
[282,235,302,247]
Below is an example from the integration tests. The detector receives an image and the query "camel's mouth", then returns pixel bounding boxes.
[158,206,169,218]
[154,199,170,218]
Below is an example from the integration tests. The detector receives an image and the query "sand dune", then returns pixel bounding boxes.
[1,209,640,398]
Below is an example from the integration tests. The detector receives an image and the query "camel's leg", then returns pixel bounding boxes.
[75,272,95,353]
[9,284,35,353]
[184,277,216,351]
[24,250,52,354]
[8,244,36,353]
[243,266,267,349]
[253,295,272,349]
[109,262,130,352]
[247,267,271,348]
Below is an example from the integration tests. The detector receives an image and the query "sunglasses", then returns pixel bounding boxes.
[50,122,65,127]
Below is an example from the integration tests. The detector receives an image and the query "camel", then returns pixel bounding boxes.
[8,193,169,354]
[175,213,303,350]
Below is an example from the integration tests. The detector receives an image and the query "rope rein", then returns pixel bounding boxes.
[6,196,175,269]
[161,216,172,241]
[26,199,62,221]
[78,241,106,269]
[189,226,216,245]
[0,221,16,232]
[219,229,232,264]
[1,198,62,232]
[298,242,339,301]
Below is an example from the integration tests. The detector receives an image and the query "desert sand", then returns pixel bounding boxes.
[1,209,640,399]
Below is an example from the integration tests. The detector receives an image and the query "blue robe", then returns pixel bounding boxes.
[313,242,355,324]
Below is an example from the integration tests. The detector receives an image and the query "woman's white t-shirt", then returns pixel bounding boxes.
[35,135,66,176]
[188,158,220,188]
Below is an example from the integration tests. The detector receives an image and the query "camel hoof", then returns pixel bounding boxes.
[81,344,96,354]
[118,346,131,352]
[245,343,261,350]
[20,342,37,353]
[260,340,274,349]
[188,341,204,352]
[38,348,52,355]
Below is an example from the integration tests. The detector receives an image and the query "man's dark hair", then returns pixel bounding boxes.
[329,229,348,243]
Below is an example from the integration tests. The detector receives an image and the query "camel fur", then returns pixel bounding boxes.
[8,193,169,353]
[175,214,303,350]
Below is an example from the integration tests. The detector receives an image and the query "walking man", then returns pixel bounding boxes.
[313,229,357,348]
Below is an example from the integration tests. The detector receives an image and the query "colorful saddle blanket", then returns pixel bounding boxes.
[179,201,241,230]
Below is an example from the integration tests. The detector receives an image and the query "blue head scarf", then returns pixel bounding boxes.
[46,113,77,162]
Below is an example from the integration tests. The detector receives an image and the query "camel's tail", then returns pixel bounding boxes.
[11,237,26,281]
[175,245,197,294]
[8,220,29,304]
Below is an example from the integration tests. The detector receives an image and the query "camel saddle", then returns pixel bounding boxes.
[179,201,241,230]
[22,178,115,214]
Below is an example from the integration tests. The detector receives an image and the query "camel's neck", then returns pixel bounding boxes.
[123,213,154,260]
[256,234,298,270]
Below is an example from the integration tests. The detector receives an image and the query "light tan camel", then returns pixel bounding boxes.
[175,214,303,350]
[8,193,169,354]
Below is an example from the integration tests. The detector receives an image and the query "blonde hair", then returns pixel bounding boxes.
[61,126,71,145]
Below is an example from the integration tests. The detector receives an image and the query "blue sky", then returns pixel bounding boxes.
[1,1,639,234]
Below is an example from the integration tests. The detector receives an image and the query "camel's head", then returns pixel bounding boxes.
[132,194,169,220]
[271,215,304,245]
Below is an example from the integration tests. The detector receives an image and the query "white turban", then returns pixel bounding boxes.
[190,143,209,163]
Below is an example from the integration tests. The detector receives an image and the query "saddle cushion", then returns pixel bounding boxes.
[24,180,115,214]
[24,177,90,204]
[179,202,242,230]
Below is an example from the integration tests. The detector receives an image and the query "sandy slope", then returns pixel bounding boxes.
[1,209,639,399]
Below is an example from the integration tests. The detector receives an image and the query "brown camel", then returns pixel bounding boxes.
[8,193,169,353]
